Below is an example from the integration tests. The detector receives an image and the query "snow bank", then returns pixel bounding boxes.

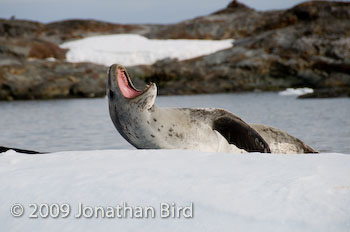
[1,149,349,231]
[60,34,233,66]
[279,88,314,96]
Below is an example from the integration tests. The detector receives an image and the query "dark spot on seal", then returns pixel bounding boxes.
[151,134,155,138]
[161,125,164,128]
[169,128,173,132]
[147,121,150,124]
[168,133,173,137]
[157,128,161,132]
[153,118,157,122]
[172,124,175,127]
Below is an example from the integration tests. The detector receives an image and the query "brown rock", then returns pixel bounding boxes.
[1,1,350,100]
[0,60,107,100]
[0,19,44,38]
[43,19,153,43]
[129,1,350,95]
[298,88,350,98]
[28,40,67,59]
[0,18,162,44]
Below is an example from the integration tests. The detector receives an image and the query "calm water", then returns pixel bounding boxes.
[0,93,349,154]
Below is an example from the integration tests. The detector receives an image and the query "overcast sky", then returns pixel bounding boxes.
[0,0,347,24]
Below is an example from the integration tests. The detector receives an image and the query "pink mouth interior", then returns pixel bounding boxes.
[117,68,142,98]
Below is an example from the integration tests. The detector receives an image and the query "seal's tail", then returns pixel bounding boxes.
[0,146,44,154]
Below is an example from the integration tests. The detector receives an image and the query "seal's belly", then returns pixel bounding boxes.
[124,108,244,153]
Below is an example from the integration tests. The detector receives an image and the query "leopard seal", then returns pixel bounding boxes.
[107,64,317,154]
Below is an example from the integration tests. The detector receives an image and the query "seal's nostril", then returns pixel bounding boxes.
[107,75,112,87]
[108,90,114,98]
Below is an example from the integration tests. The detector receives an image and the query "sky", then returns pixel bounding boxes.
[0,0,348,24]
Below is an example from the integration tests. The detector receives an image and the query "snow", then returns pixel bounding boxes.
[279,88,314,96]
[60,34,234,66]
[1,149,350,231]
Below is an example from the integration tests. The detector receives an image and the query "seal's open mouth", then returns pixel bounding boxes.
[117,66,142,99]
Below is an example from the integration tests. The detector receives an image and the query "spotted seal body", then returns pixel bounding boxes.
[107,64,317,154]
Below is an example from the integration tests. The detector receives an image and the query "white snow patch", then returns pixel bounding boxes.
[60,34,233,66]
[279,87,314,96]
[1,149,350,231]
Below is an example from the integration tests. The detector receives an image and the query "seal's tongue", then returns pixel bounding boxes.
[117,68,142,98]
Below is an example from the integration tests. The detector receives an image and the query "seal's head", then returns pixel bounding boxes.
[107,64,157,112]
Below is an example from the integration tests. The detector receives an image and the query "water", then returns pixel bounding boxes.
[0,93,349,154]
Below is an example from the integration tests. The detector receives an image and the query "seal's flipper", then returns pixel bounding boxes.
[0,146,43,154]
[213,117,271,153]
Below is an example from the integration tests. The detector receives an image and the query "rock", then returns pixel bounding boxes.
[298,88,350,99]
[144,2,262,40]
[28,40,67,59]
[0,17,162,100]
[129,1,350,94]
[0,60,107,100]
[1,1,350,100]
[43,20,157,44]
[0,19,44,38]
[0,37,67,60]
[0,18,162,44]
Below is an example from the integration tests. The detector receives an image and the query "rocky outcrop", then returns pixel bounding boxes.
[298,88,350,98]
[0,18,160,43]
[145,1,350,40]
[1,1,349,100]
[28,40,67,59]
[0,19,44,38]
[0,37,67,61]
[129,1,350,95]
[0,60,106,100]
[43,20,159,44]
[145,1,260,40]
[0,19,165,100]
